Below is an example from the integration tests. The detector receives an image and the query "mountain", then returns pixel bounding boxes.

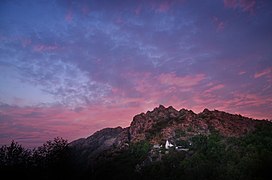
[68,105,272,180]
[129,105,257,142]
[69,105,261,156]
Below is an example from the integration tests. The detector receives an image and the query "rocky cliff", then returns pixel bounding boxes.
[129,105,258,144]
[69,105,266,160]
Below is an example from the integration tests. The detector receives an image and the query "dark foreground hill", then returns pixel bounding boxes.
[1,105,272,180]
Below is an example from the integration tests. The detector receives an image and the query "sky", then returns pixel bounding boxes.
[0,0,271,148]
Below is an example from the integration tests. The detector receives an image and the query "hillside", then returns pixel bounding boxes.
[67,105,272,180]
[69,105,261,158]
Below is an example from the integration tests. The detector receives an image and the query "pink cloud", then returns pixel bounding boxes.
[150,1,174,13]
[157,1,171,13]
[158,73,206,88]
[212,16,225,31]
[239,0,256,13]
[224,93,271,119]
[231,93,266,107]
[239,71,246,75]
[204,84,225,93]
[116,71,208,111]
[254,67,272,79]
[0,103,148,147]
[177,78,272,119]
[120,72,206,107]
[224,0,256,13]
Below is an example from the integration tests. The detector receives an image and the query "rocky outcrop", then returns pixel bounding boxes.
[129,105,260,144]
[197,108,257,136]
[69,105,267,162]
[129,105,194,142]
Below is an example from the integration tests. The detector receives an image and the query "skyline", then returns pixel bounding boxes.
[0,0,271,147]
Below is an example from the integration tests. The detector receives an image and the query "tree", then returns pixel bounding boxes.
[0,140,31,178]
[32,137,69,178]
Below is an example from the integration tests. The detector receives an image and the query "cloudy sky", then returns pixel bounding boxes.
[0,0,271,147]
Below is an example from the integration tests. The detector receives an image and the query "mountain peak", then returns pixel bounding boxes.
[128,106,262,143]
[158,104,166,109]
[153,104,166,112]
[202,108,211,113]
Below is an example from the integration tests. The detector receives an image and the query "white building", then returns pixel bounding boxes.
[153,144,161,149]
[165,140,174,149]
[175,146,189,151]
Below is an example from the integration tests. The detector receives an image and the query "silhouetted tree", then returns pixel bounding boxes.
[0,137,69,179]
[32,137,69,179]
[0,140,31,178]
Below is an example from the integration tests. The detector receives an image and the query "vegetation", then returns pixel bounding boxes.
[174,129,186,138]
[0,137,69,179]
[140,124,272,180]
[0,123,271,180]
[91,123,272,180]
